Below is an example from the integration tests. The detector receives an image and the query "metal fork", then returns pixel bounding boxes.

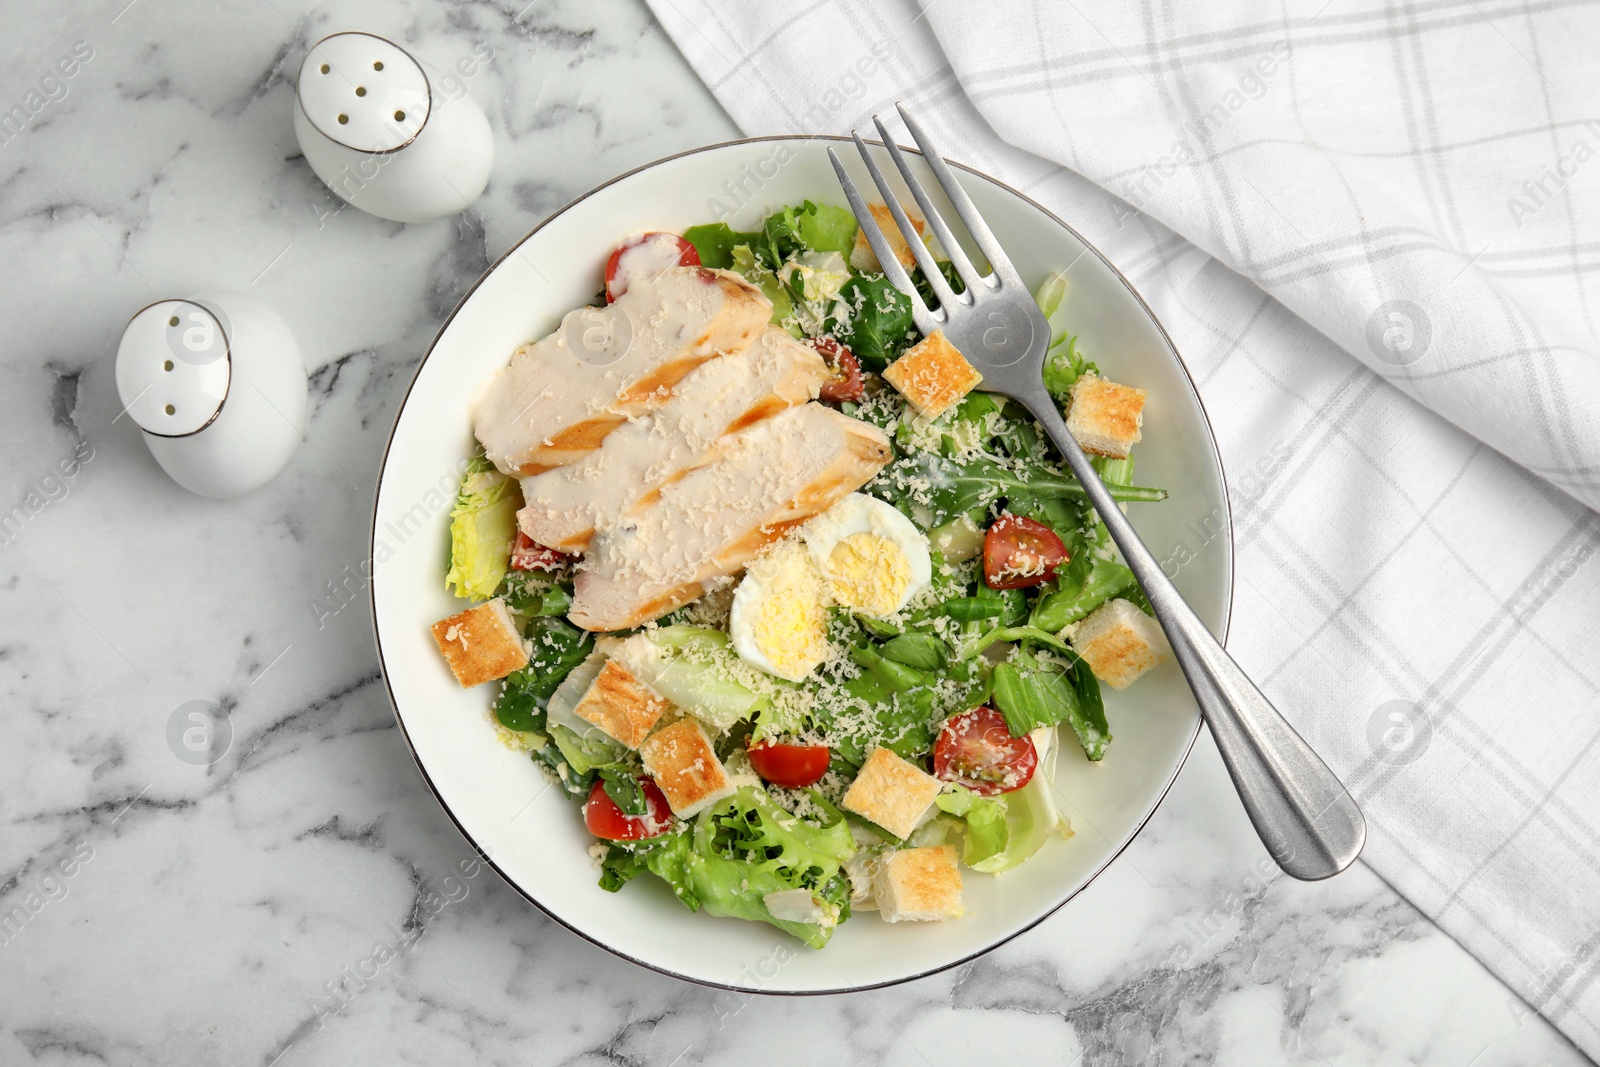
[831,105,1365,881]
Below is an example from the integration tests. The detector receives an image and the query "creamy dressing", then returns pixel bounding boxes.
[610,233,693,299]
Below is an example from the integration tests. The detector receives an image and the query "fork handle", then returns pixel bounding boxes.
[1017,390,1366,880]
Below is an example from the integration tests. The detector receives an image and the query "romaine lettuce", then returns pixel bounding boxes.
[445,453,521,601]
[607,626,769,732]
[935,728,1063,873]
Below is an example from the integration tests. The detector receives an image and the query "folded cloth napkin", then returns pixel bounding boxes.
[646,0,1600,1055]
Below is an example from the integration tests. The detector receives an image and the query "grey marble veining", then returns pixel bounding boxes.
[0,0,1592,1064]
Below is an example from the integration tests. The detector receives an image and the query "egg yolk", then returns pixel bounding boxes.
[751,591,830,680]
[826,533,911,616]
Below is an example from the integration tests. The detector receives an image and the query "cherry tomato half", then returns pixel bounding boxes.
[604,232,701,302]
[982,514,1069,590]
[933,707,1038,795]
[805,338,865,404]
[747,741,832,789]
[510,532,566,572]
[583,777,674,841]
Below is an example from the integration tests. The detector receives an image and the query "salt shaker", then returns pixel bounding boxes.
[114,292,308,498]
[293,31,494,224]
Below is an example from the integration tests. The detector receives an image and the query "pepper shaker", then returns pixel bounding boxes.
[293,31,494,224]
[114,292,307,498]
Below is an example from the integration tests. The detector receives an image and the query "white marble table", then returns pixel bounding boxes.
[0,1,1590,1064]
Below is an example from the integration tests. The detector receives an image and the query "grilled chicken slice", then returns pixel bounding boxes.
[569,404,892,631]
[516,328,829,554]
[472,266,770,477]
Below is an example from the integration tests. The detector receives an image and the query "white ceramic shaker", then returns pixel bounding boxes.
[114,292,308,498]
[293,31,494,223]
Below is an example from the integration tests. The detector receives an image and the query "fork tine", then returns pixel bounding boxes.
[826,146,938,331]
[872,114,985,295]
[895,103,1020,287]
[847,130,960,312]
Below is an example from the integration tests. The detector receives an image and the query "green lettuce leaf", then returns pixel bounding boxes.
[683,222,760,269]
[1029,554,1137,632]
[730,244,796,328]
[795,202,858,255]
[444,454,521,601]
[611,626,770,732]
[597,786,856,948]
[935,726,1063,872]
[1033,272,1100,405]
[991,650,1110,760]
[827,274,916,370]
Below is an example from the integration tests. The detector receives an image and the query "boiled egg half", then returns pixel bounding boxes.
[729,540,832,681]
[803,493,932,616]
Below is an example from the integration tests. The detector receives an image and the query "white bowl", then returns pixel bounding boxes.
[370,137,1233,993]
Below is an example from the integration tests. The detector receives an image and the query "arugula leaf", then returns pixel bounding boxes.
[730,244,795,327]
[911,261,967,308]
[1041,332,1097,405]
[1029,555,1138,632]
[879,633,950,671]
[491,617,589,734]
[827,274,916,371]
[755,201,860,266]
[759,208,804,269]
[991,651,1110,759]
[598,769,648,816]
[871,453,1165,530]
[1033,271,1100,405]
[683,223,759,269]
[491,674,543,734]
[938,587,1028,626]
[517,617,593,700]
[497,572,573,617]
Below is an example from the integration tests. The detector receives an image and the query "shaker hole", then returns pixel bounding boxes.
[355,86,367,97]
[373,60,384,70]
[338,114,349,124]
[394,110,405,122]
[168,315,179,326]
[319,63,329,74]
[164,404,176,415]
[163,360,174,371]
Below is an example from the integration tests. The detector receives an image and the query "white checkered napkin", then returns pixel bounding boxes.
[645,0,1600,1057]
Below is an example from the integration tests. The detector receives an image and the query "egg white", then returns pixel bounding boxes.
[728,542,832,681]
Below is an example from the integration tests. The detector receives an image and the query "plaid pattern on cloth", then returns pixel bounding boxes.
[644,0,1600,1054]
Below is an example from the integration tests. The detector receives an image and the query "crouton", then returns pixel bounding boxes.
[639,718,736,817]
[841,747,943,840]
[430,598,529,688]
[570,659,667,749]
[882,330,984,420]
[1070,597,1169,690]
[1065,373,1146,459]
[873,845,963,922]
[850,203,925,274]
